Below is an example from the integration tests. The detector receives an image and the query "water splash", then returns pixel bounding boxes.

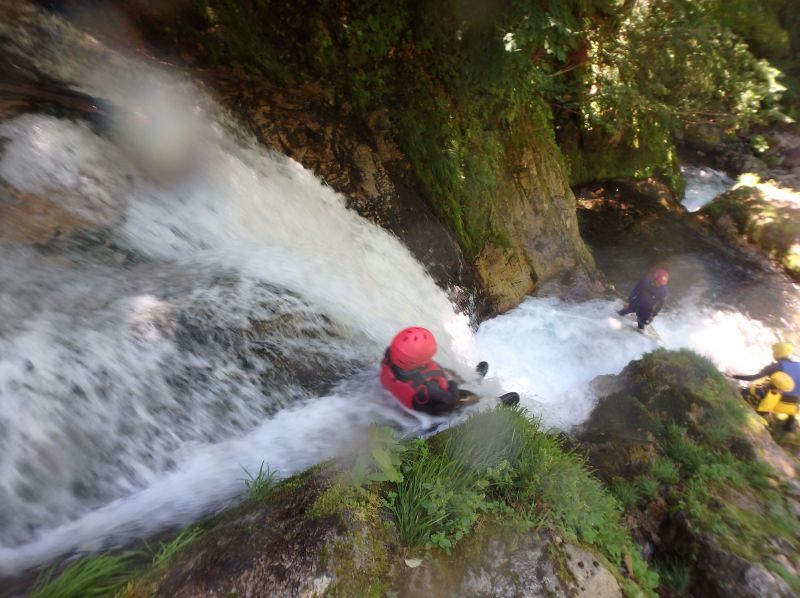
[476,296,780,429]
[0,3,792,578]
[681,165,735,212]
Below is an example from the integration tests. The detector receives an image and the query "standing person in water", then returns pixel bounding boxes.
[617,269,669,330]
[379,326,517,413]
[732,342,800,430]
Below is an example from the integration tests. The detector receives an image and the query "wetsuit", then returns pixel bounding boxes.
[379,349,461,413]
[618,276,667,329]
[734,359,800,408]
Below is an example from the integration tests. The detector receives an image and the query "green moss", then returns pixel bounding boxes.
[766,559,800,594]
[323,490,391,597]
[606,350,800,582]
[307,482,355,520]
[700,186,800,280]
[561,121,684,196]
[379,407,658,595]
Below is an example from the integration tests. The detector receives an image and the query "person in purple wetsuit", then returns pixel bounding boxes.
[618,269,669,330]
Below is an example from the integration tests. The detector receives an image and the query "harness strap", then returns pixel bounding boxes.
[385,349,446,388]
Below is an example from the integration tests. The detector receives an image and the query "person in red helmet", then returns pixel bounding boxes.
[617,269,669,330]
[380,326,517,413]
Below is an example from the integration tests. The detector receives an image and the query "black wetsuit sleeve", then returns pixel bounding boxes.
[732,363,779,381]
[413,379,461,414]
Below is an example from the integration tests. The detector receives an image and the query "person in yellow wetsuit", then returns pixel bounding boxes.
[733,343,800,430]
[742,372,796,428]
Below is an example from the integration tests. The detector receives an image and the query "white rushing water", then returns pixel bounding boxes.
[0,4,789,576]
[681,165,735,212]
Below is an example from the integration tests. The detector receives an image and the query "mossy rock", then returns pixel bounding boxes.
[700,185,800,281]
[118,407,649,597]
[577,349,800,596]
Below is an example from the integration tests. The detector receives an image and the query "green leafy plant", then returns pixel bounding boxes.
[147,526,203,568]
[30,552,139,598]
[655,558,693,595]
[353,425,408,484]
[240,462,279,501]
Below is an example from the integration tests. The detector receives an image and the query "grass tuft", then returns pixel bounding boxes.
[30,552,139,598]
[240,462,279,501]
[147,526,203,568]
[654,558,692,595]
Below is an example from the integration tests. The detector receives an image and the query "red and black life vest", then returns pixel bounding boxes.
[379,349,460,413]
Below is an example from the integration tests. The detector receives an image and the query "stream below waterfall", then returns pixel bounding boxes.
[1,4,799,581]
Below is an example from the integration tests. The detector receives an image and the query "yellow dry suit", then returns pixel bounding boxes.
[747,371,797,416]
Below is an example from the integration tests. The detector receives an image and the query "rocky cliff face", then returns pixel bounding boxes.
[475,134,599,310]
[203,67,598,313]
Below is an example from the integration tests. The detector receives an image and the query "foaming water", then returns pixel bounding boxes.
[681,165,734,212]
[0,376,431,573]
[0,6,475,575]
[0,3,791,578]
[475,296,779,429]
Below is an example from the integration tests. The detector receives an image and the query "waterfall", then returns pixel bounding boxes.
[0,3,794,577]
[0,5,479,573]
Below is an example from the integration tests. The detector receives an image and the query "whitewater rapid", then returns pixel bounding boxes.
[681,165,735,212]
[0,3,791,577]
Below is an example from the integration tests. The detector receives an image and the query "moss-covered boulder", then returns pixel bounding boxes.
[577,349,800,596]
[699,184,800,280]
[32,408,659,597]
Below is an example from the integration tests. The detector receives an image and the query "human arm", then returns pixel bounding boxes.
[731,362,779,381]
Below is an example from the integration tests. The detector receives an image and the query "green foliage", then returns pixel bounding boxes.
[610,478,640,509]
[634,476,661,502]
[147,527,203,568]
[650,458,680,485]
[583,0,788,135]
[353,425,407,484]
[155,0,794,255]
[654,558,693,595]
[29,525,204,597]
[240,462,279,501]
[30,552,139,598]
[380,407,657,594]
[386,440,492,550]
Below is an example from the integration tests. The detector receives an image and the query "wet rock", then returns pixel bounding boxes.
[682,123,726,154]
[132,464,621,598]
[399,528,620,598]
[0,182,97,245]
[696,539,794,598]
[699,185,800,281]
[576,349,800,597]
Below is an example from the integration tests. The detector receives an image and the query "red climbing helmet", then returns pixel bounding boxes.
[653,269,669,286]
[389,326,437,369]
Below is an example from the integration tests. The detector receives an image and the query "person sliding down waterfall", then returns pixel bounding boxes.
[617,269,669,330]
[732,342,800,431]
[380,326,519,413]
